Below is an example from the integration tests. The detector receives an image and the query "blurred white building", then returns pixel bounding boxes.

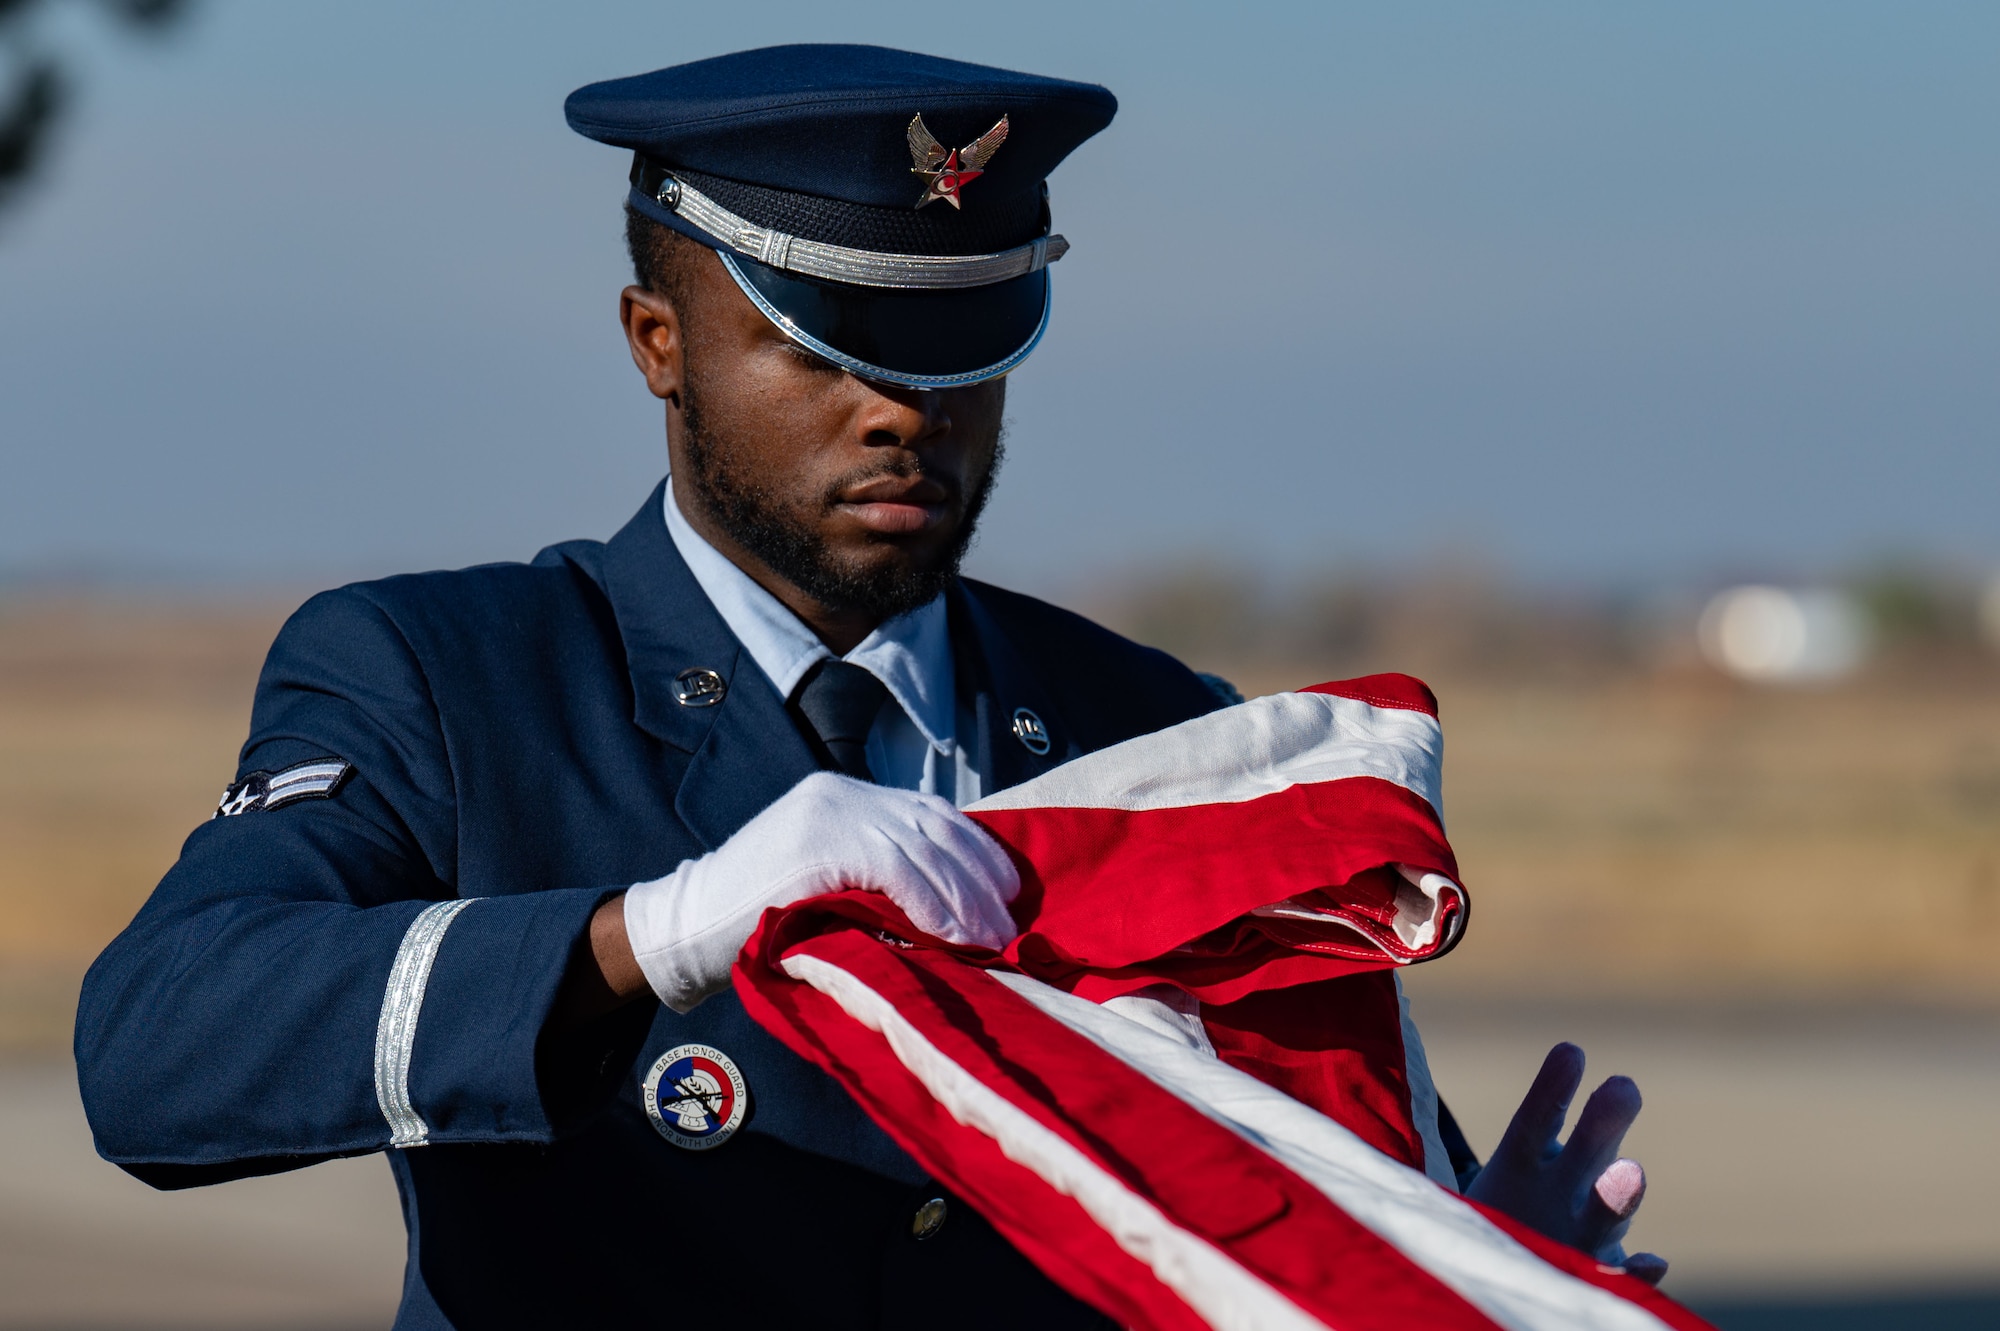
[1697,585,1870,683]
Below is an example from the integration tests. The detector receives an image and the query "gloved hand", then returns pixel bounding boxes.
[1465,1043,1670,1285]
[623,771,1021,1012]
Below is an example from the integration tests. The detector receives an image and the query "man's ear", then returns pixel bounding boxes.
[620,285,685,406]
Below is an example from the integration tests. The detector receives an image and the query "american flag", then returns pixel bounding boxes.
[736,677,1714,1331]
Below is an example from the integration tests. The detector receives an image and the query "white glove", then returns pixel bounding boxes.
[623,771,1022,1012]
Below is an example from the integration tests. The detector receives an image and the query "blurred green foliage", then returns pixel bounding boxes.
[1850,564,1980,648]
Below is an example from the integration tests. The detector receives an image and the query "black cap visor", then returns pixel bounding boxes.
[718,253,1050,388]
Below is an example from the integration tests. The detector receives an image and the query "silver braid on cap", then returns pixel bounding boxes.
[646,170,1067,291]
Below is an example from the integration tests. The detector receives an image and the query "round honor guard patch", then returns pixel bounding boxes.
[642,1044,749,1149]
[1011,706,1050,755]
[673,667,727,707]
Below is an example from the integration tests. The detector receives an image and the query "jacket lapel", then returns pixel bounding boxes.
[950,581,1075,795]
[602,482,819,850]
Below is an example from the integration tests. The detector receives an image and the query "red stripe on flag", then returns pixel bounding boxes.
[738,916,1507,1331]
[973,776,1460,1001]
[1201,971,1429,1170]
[1300,673,1440,717]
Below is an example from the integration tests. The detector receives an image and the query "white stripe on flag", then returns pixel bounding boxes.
[991,971,1675,1331]
[1395,973,1461,1191]
[968,692,1444,818]
[778,952,1331,1331]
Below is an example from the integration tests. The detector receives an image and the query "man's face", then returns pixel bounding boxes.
[643,248,1007,625]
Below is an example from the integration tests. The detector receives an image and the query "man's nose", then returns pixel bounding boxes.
[858,383,951,448]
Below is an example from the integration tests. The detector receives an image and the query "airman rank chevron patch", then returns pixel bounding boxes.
[213,759,353,819]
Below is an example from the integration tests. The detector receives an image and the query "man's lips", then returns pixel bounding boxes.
[841,501,942,534]
[835,477,953,535]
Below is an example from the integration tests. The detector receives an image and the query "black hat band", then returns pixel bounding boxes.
[632,158,1067,291]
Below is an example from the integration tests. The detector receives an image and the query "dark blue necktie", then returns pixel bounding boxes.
[791,659,888,782]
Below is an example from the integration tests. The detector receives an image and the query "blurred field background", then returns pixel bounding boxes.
[3,576,1997,1326]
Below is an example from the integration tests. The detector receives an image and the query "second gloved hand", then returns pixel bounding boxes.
[1464,1042,1669,1285]
[623,771,1021,1012]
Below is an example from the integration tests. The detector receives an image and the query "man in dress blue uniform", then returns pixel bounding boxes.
[75,44,1662,1329]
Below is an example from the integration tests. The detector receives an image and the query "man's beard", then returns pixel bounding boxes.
[677,376,1003,623]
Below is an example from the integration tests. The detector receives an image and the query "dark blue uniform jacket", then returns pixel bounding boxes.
[75,484,1222,1329]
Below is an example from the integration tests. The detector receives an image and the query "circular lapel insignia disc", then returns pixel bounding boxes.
[911,1196,949,1240]
[1010,707,1051,755]
[642,1043,749,1149]
[673,667,727,707]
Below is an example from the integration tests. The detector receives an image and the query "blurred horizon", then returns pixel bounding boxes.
[4,1,2000,599]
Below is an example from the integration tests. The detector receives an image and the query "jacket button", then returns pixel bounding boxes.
[911,1196,948,1240]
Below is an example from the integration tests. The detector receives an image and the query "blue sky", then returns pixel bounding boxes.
[2,1,1995,596]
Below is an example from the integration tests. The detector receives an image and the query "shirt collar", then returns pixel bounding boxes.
[661,479,955,751]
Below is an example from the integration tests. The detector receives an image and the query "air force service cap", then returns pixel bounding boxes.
[565,44,1117,388]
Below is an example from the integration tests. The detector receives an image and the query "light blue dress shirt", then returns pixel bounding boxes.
[662,479,983,806]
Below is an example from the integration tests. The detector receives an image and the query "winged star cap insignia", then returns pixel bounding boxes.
[908,113,1009,210]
